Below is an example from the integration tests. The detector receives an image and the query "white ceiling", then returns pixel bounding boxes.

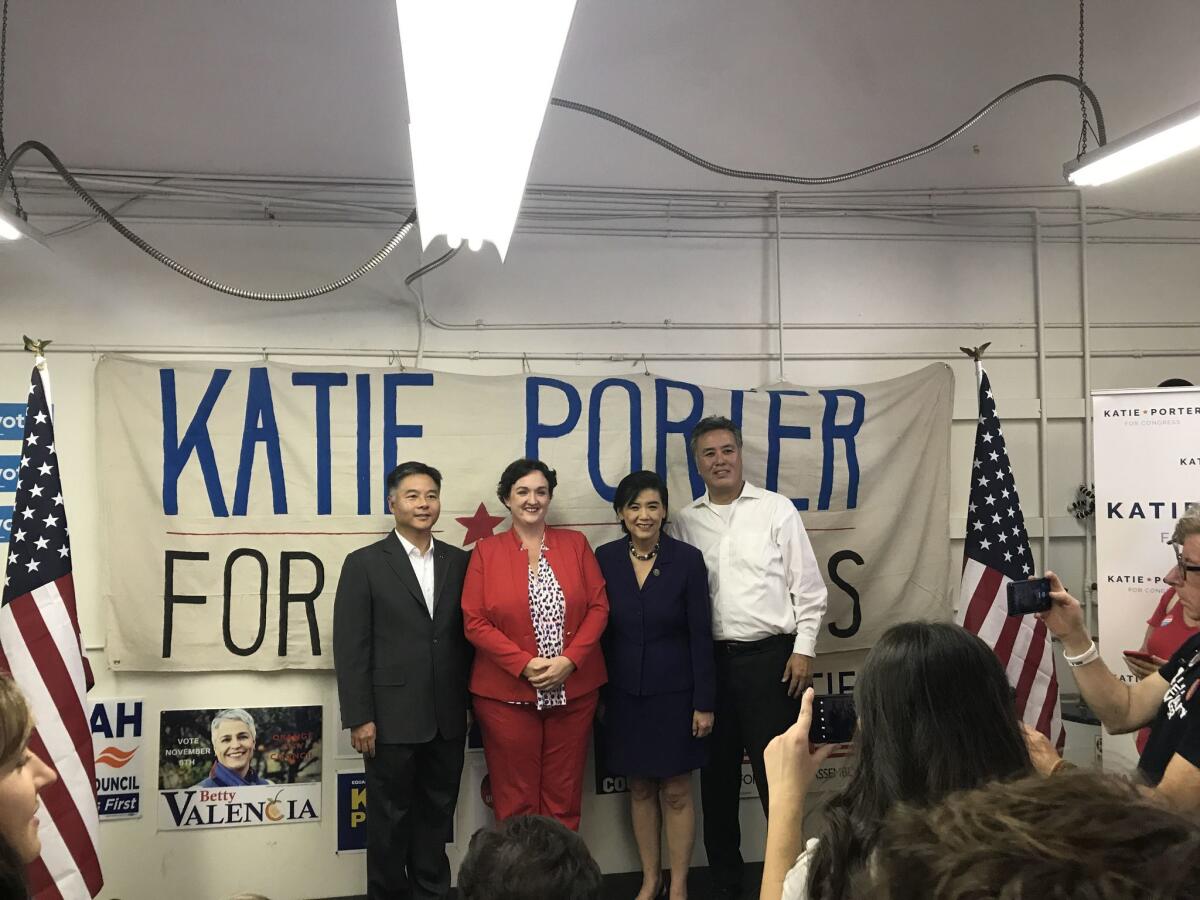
[5,0,1200,208]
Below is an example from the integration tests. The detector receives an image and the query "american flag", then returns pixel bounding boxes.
[956,368,1064,747]
[1,360,103,899]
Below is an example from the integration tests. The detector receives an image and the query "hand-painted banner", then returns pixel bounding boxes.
[1093,387,1200,773]
[96,357,953,671]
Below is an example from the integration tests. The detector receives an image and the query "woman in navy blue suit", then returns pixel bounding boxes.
[597,471,715,900]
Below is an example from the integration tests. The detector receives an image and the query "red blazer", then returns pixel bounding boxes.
[462,526,609,703]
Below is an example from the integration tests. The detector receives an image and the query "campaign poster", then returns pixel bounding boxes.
[336,771,367,853]
[157,705,322,831]
[89,698,145,819]
[1093,386,1200,773]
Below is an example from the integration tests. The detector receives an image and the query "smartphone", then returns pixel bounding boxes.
[1123,649,1157,664]
[1006,577,1052,616]
[812,693,856,744]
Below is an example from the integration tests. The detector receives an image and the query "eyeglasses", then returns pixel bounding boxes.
[1171,544,1200,581]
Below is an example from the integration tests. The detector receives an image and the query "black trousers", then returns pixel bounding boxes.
[701,637,802,896]
[364,735,465,900]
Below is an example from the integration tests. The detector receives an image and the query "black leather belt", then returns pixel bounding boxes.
[714,633,796,655]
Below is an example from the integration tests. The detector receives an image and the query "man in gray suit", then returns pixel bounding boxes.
[334,461,472,900]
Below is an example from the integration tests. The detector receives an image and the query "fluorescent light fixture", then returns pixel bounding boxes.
[0,204,51,250]
[1065,99,1200,186]
[0,205,21,240]
[396,0,578,260]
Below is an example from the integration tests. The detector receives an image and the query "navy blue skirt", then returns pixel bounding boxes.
[603,687,709,778]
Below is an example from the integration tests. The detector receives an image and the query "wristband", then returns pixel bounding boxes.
[1063,640,1100,668]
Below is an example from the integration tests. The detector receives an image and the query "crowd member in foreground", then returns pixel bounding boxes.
[1124,514,1200,753]
[457,815,602,900]
[462,458,609,830]
[672,416,828,900]
[0,675,58,900]
[1036,514,1200,804]
[596,470,714,900]
[759,622,1033,900]
[865,769,1200,899]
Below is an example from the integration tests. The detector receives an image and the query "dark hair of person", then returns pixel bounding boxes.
[457,815,602,900]
[612,471,668,535]
[866,769,1200,900]
[688,415,743,457]
[807,621,1032,900]
[0,677,31,899]
[386,461,442,493]
[0,838,27,900]
[496,458,557,505]
[1158,378,1194,388]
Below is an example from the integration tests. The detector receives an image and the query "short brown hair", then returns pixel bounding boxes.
[865,770,1200,899]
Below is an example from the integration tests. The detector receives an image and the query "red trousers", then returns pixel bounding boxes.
[472,690,599,831]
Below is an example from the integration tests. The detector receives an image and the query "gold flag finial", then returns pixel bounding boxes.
[959,342,991,362]
[22,335,52,355]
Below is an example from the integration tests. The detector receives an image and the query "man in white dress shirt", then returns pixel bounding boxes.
[671,417,828,900]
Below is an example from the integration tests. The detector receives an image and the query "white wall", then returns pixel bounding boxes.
[2,193,1198,899]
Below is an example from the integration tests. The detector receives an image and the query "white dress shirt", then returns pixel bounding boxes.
[396,530,436,616]
[671,481,828,657]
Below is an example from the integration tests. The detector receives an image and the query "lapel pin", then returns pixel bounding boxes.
[652,568,660,577]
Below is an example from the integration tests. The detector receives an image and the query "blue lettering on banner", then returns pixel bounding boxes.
[161,368,231,516]
[525,377,582,461]
[818,389,865,510]
[0,404,25,440]
[356,374,372,515]
[766,390,811,510]
[0,455,19,492]
[152,368,870,523]
[587,379,642,502]
[0,505,11,543]
[233,368,288,516]
[382,373,434,505]
[291,373,349,515]
[654,379,705,499]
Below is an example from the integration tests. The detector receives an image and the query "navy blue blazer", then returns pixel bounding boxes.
[596,533,715,711]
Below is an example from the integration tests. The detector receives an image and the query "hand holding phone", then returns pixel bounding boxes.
[1123,649,1165,679]
[1007,577,1052,617]
[812,693,856,744]
[1122,649,1156,664]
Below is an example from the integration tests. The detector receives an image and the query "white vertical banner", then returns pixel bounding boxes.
[1093,387,1200,773]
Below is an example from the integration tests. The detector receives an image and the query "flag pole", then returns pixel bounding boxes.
[960,342,990,390]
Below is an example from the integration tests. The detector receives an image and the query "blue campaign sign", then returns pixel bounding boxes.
[0,456,20,492]
[0,405,25,441]
[0,506,12,543]
[337,772,367,852]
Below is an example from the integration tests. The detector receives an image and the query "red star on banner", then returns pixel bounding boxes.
[456,502,506,547]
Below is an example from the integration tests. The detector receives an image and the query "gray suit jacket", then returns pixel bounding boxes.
[333,532,472,744]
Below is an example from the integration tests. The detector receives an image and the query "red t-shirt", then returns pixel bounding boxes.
[1137,588,1200,754]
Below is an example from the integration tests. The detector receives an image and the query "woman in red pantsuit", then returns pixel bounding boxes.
[462,458,609,831]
